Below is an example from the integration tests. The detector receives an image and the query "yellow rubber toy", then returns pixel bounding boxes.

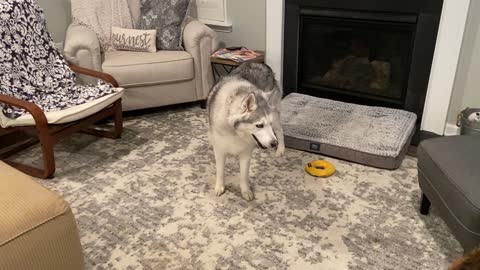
[305,160,336,177]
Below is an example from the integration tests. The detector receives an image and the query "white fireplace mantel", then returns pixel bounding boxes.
[265,0,471,135]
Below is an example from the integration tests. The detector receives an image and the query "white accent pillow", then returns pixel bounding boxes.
[111,27,157,53]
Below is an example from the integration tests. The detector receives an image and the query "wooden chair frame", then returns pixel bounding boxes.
[0,64,123,179]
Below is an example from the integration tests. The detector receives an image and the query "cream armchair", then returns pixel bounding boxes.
[64,12,219,111]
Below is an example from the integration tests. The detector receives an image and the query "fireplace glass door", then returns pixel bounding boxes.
[299,16,416,106]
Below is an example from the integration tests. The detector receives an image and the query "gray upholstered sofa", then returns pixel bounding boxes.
[63,1,219,111]
[418,135,480,252]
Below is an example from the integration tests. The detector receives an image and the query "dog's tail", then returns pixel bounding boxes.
[448,249,480,270]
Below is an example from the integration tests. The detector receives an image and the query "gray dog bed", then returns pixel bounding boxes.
[281,93,417,169]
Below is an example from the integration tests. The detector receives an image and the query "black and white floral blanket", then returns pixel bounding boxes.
[0,0,118,119]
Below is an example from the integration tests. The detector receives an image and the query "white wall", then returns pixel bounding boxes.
[216,0,266,51]
[36,0,71,43]
[447,0,480,131]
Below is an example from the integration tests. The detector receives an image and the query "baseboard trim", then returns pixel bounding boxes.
[444,123,460,136]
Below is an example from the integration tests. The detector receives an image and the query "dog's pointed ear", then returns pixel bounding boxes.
[241,92,257,113]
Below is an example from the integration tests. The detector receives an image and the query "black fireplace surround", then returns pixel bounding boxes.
[283,0,443,123]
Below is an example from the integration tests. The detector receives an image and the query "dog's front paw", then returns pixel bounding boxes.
[241,187,254,201]
[275,144,285,157]
[215,183,225,196]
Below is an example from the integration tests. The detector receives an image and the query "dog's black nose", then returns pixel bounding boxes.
[271,140,278,148]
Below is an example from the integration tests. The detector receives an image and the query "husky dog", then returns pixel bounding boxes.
[448,248,480,270]
[207,62,284,201]
[468,112,480,122]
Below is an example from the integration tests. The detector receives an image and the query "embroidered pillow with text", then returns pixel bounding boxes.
[111,27,156,53]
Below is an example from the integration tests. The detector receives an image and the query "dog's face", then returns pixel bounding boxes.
[469,112,480,122]
[229,92,278,149]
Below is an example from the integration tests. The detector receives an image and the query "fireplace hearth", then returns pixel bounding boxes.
[284,0,444,119]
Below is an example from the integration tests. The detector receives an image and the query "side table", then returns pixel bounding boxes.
[210,50,265,82]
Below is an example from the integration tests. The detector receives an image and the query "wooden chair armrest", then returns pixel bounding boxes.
[0,94,48,129]
[68,63,119,87]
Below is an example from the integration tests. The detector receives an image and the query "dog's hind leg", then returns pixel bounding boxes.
[214,147,226,196]
[273,111,285,157]
[239,149,254,201]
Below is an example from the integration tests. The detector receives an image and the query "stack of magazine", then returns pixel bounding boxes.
[212,48,261,63]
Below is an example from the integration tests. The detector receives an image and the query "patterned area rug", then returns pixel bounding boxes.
[15,105,462,269]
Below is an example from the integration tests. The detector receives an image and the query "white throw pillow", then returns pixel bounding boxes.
[111,27,157,53]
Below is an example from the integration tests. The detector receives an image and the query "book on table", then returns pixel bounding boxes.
[211,48,261,63]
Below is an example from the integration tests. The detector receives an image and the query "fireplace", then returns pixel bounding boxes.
[300,16,415,108]
[284,0,444,119]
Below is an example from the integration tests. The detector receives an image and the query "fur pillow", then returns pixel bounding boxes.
[71,0,134,52]
[137,0,191,51]
[127,0,141,25]
[111,27,156,53]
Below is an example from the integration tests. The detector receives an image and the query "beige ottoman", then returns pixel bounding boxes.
[0,162,84,270]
